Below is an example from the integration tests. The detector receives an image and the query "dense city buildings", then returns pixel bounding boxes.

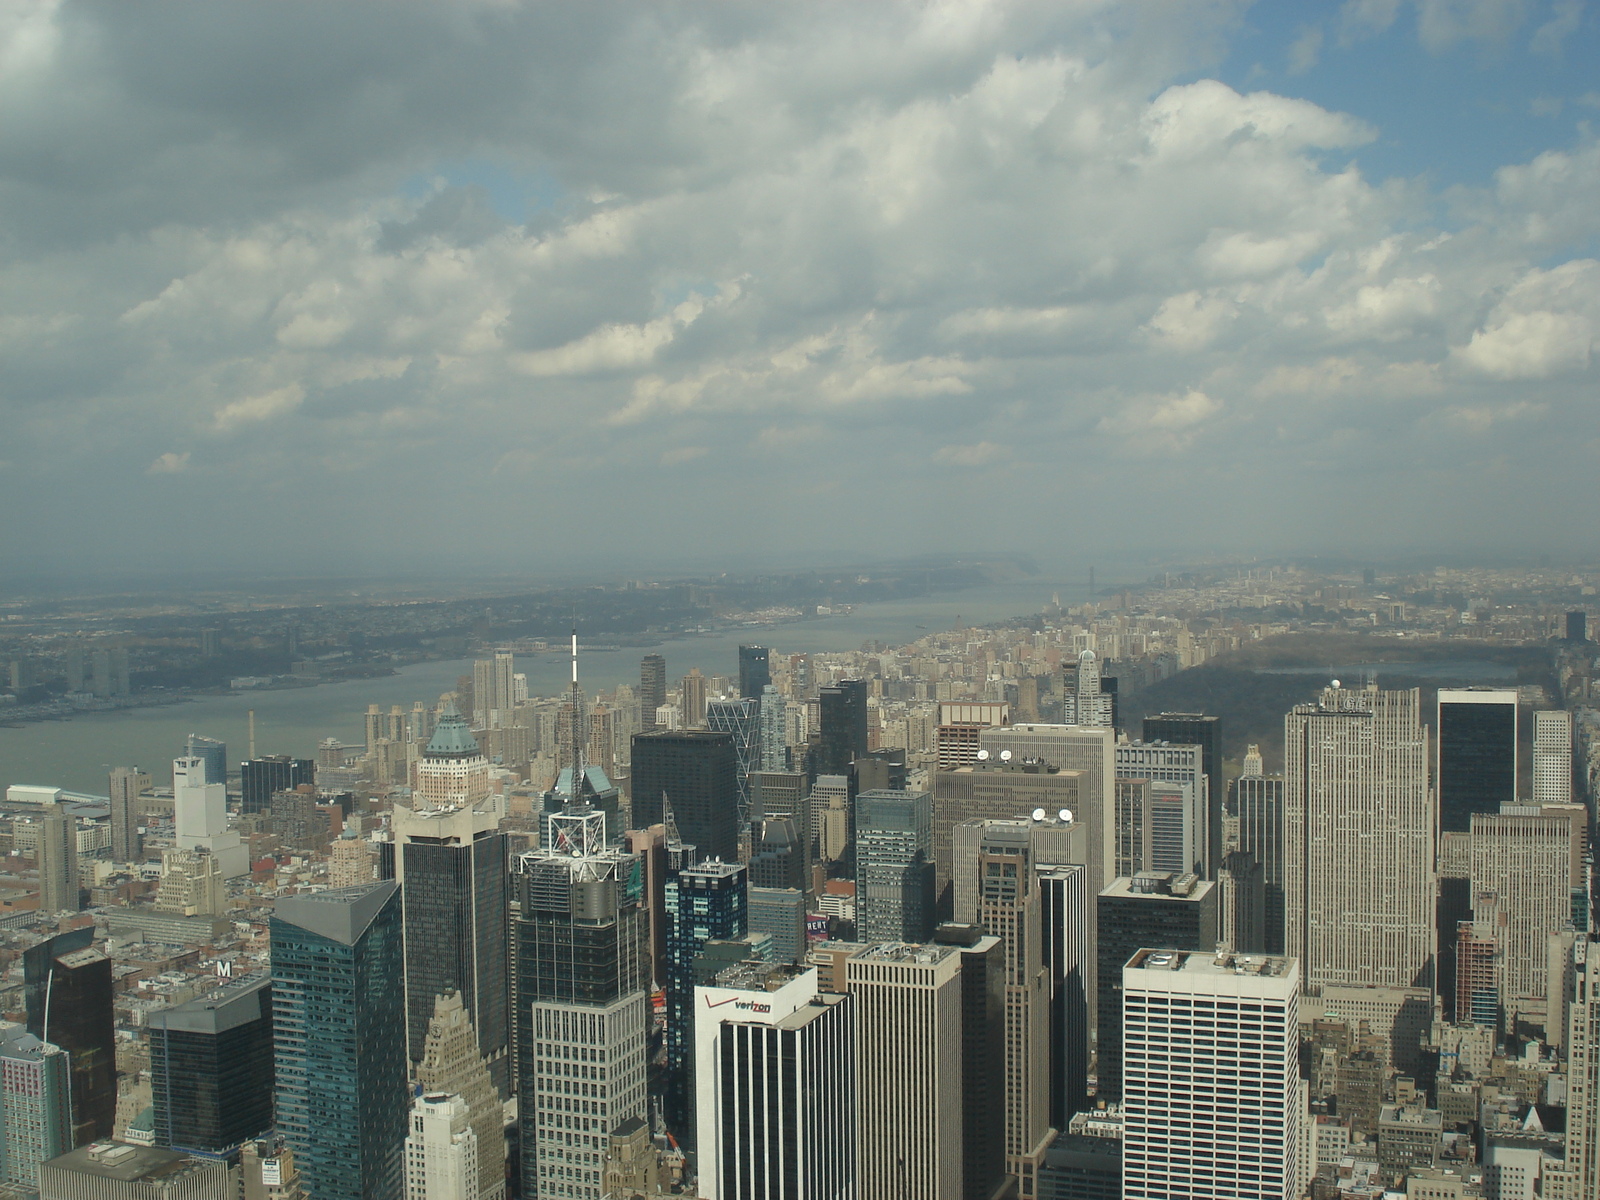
[631,729,741,863]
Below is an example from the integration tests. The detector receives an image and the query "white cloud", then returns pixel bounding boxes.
[147,450,190,474]
[1146,291,1238,351]
[1453,260,1600,379]
[933,440,1008,466]
[213,385,306,432]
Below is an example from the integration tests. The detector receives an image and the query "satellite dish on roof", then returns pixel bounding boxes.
[999,749,1012,762]
[976,749,990,761]
[1031,807,1046,821]
[1331,679,1341,689]
[1059,808,1073,823]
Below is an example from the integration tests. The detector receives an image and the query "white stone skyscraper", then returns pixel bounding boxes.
[1121,949,1305,1200]
[406,1093,478,1200]
[172,756,249,878]
[1533,709,1574,806]
[1284,685,1433,990]
[1069,651,1114,728]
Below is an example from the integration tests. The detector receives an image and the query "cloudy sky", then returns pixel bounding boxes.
[1,0,1596,580]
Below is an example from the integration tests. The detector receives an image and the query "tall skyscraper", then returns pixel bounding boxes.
[241,755,314,816]
[1067,651,1114,728]
[855,788,935,944]
[1140,713,1222,871]
[391,802,509,1094]
[737,645,770,700]
[512,812,648,1199]
[413,993,505,1200]
[0,1023,72,1187]
[950,819,1059,1198]
[1567,610,1589,642]
[1038,862,1092,1126]
[662,859,747,1140]
[1469,804,1585,1030]
[1120,949,1304,1200]
[932,757,1082,916]
[1095,873,1219,1102]
[172,756,248,878]
[1285,685,1434,989]
[693,963,852,1200]
[706,697,760,818]
[414,704,494,812]
[816,680,868,776]
[747,887,808,965]
[1114,742,1208,878]
[681,668,709,727]
[24,928,115,1146]
[1111,778,1193,878]
[1436,688,1518,832]
[1533,709,1575,806]
[848,935,1006,1200]
[37,803,79,915]
[757,685,787,772]
[631,730,740,863]
[148,973,274,1156]
[108,766,142,864]
[271,881,408,1200]
[1555,939,1600,1199]
[471,651,516,729]
[639,655,667,734]
[1234,749,1287,955]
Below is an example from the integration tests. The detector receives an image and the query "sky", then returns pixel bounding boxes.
[1,0,1597,581]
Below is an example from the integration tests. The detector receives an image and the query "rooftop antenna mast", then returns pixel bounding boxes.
[567,623,589,809]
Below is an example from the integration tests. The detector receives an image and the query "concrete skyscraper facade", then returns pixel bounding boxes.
[1114,742,1209,878]
[693,964,853,1200]
[108,766,142,864]
[1533,709,1574,806]
[173,756,248,879]
[1067,651,1114,728]
[639,655,667,734]
[37,803,78,915]
[1285,685,1434,990]
[1121,950,1304,1200]
[1141,713,1223,870]
[0,1023,72,1188]
[271,882,408,1200]
[406,1093,477,1200]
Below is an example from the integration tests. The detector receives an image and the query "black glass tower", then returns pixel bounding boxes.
[737,645,771,700]
[271,881,407,1200]
[24,929,116,1146]
[1437,689,1517,832]
[630,729,740,862]
[148,973,274,1155]
[1568,611,1589,642]
[817,679,869,777]
[640,654,667,732]
[1141,713,1222,874]
[397,822,510,1094]
[662,859,746,1139]
[241,755,314,815]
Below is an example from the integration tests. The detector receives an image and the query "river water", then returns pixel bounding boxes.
[0,573,1106,795]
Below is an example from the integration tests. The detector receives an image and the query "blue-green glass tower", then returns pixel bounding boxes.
[270,881,407,1200]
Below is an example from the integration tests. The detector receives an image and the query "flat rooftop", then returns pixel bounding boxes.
[1127,949,1294,979]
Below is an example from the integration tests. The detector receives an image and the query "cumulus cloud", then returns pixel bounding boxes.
[0,1,1595,570]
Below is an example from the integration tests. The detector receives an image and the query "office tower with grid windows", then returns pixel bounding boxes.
[109,766,142,864]
[1140,713,1222,872]
[513,810,648,1199]
[693,963,852,1200]
[405,1093,476,1200]
[1114,742,1209,879]
[413,992,506,1200]
[855,789,934,944]
[0,1022,72,1188]
[1533,710,1574,806]
[37,803,79,916]
[631,730,740,864]
[1121,949,1304,1200]
[241,755,314,816]
[1234,750,1287,955]
[639,655,667,734]
[271,882,408,1200]
[1285,685,1433,990]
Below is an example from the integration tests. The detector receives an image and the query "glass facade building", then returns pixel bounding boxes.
[1437,689,1518,832]
[663,860,747,1140]
[271,881,407,1200]
[23,929,116,1147]
[630,730,741,863]
[149,973,274,1155]
[241,755,315,815]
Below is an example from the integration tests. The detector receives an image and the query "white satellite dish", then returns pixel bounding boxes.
[1331,679,1341,689]
[976,749,990,761]
[1059,808,1073,823]
[1031,807,1046,821]
[999,749,1012,762]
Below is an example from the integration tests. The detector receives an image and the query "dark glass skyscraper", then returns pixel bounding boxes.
[663,859,747,1139]
[1234,767,1287,954]
[393,808,510,1095]
[1141,713,1222,872]
[1568,611,1589,642]
[1436,689,1518,832]
[271,881,407,1200]
[855,788,935,944]
[631,730,740,863]
[24,928,116,1147]
[182,735,228,786]
[148,972,274,1155]
[1094,873,1218,1102]
[512,821,648,1199]
[737,645,770,700]
[817,680,869,777]
[241,755,314,815]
